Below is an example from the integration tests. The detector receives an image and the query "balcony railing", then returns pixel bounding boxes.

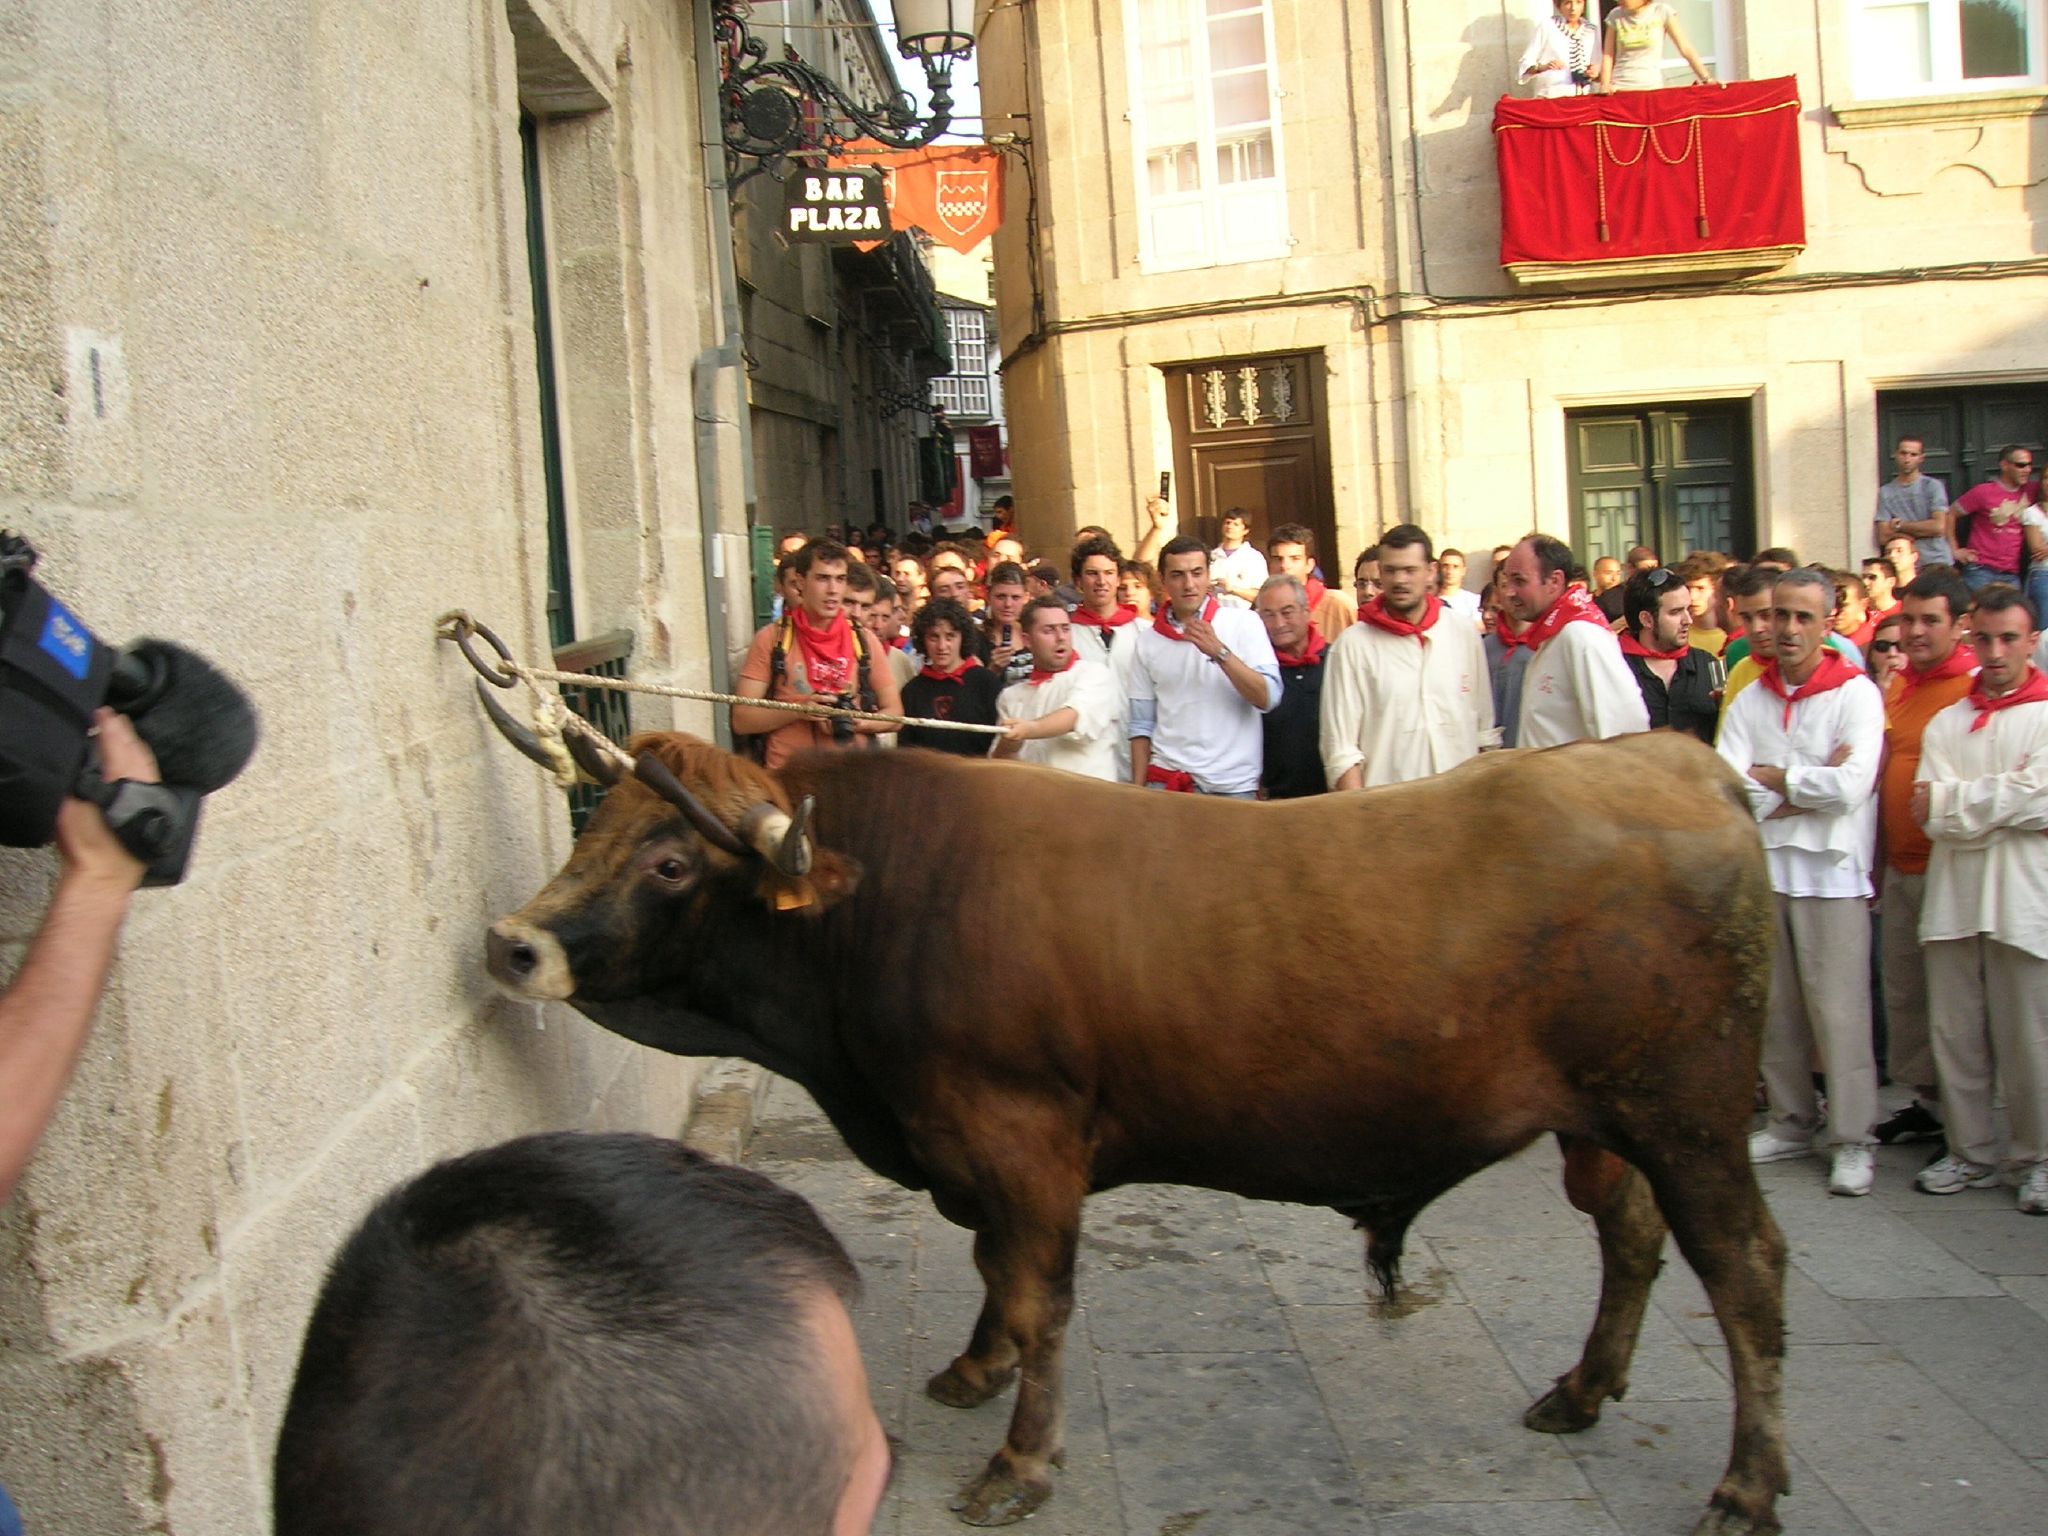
[1493,76,1805,289]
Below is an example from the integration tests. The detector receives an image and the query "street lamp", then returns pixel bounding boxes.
[714,0,976,186]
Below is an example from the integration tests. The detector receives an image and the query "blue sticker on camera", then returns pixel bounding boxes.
[38,598,94,680]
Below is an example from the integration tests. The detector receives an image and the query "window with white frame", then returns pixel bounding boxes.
[931,308,991,417]
[1125,0,1289,272]
[1851,0,2044,96]
[1647,0,1735,86]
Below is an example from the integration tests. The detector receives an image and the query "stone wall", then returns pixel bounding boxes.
[0,2,748,1531]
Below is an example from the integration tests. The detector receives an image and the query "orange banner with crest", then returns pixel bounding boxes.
[828,141,1004,254]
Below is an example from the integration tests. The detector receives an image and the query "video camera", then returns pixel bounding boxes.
[0,531,259,886]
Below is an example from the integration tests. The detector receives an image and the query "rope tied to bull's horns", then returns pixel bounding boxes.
[433,611,1008,783]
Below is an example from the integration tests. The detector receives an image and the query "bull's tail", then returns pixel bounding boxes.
[1339,1198,1420,1301]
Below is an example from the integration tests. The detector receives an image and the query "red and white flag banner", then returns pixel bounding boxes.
[828,141,1005,254]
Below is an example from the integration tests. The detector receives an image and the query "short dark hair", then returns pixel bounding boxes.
[1862,555,1898,582]
[1831,570,1869,609]
[843,560,878,596]
[1752,546,1800,569]
[1623,567,1683,637]
[275,1134,861,1536]
[1354,544,1381,573]
[1720,563,1771,603]
[1220,507,1250,526]
[986,560,1028,591]
[912,595,977,649]
[1118,558,1162,604]
[1895,434,1924,451]
[1020,594,1070,630]
[1379,523,1435,561]
[1440,546,1465,562]
[2000,443,2034,466]
[1071,534,1123,582]
[791,539,851,577]
[1901,565,1972,622]
[1071,524,1112,546]
[1158,533,1209,567]
[1970,582,2040,630]
[1518,534,1575,581]
[1266,522,1317,557]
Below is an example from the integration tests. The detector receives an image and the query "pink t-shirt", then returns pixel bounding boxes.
[1954,480,2036,574]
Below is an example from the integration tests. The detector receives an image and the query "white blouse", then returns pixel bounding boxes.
[1519,15,1601,98]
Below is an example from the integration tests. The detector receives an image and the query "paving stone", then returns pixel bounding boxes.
[1235,1195,1386,1306]
[1096,1351,1373,1535]
[1760,1172,2005,1299]
[1432,1235,1730,1404]
[1846,1297,2048,1460]
[1898,1204,2048,1277]
[1081,1191,1292,1355]
[1373,1499,1628,1536]
[2003,1274,2048,1327]
[1412,1145,1590,1243]
[1653,1239,1878,1349]
[1287,1300,1593,1504]
[1563,1398,1866,1536]
[1780,1342,2048,1535]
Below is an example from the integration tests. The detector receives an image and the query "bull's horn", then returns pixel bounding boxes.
[565,726,622,787]
[737,795,814,878]
[631,752,751,859]
[476,682,560,772]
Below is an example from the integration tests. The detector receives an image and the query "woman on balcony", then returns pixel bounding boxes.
[1601,0,1719,91]
[1517,0,1601,100]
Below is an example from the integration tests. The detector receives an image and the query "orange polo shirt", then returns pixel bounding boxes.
[1881,666,1976,874]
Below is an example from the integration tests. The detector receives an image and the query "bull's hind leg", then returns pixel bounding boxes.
[1646,1152,1791,1536]
[1525,1135,1669,1433]
[933,1161,1087,1527]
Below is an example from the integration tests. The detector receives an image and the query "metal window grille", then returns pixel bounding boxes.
[552,628,635,833]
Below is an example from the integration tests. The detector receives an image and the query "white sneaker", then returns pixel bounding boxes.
[1829,1145,1876,1197]
[1915,1153,2002,1196]
[1749,1129,1814,1164]
[2019,1165,2048,1215]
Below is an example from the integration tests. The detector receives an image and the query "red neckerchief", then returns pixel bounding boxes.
[918,659,978,683]
[1028,652,1079,686]
[1968,666,2048,731]
[1519,585,1609,650]
[1273,628,1328,669]
[1305,576,1329,610]
[890,634,913,652]
[1893,645,1975,704]
[1757,649,1860,729]
[1619,633,1689,662]
[1153,595,1219,642]
[1360,594,1442,641]
[1493,610,1536,653]
[1072,603,1138,631]
[1145,764,1197,792]
[790,606,859,694]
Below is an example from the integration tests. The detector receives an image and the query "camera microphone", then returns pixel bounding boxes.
[107,639,260,796]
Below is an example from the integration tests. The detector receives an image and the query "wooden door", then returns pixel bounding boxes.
[1568,401,1754,563]
[1164,353,1337,573]
[1877,383,2048,508]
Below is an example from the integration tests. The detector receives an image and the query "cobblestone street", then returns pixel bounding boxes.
[743,1075,2048,1536]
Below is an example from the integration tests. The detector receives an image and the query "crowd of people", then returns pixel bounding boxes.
[752,437,2048,1215]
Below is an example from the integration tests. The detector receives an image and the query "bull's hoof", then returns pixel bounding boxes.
[1689,1497,1782,1536]
[926,1359,1016,1409]
[1523,1381,1602,1434]
[949,1456,1054,1526]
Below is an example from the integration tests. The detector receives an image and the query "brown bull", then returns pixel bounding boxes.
[485,727,1789,1535]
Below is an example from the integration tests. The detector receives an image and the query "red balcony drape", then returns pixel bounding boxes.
[1492,77,1804,268]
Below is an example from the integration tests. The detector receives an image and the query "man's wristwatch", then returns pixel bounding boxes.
[1214,645,1234,663]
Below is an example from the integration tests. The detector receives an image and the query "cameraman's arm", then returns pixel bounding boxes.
[0,712,153,1205]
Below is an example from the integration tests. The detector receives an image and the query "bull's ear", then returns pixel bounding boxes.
[757,849,863,914]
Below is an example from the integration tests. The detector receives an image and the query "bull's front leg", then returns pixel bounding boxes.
[931,1174,1085,1527]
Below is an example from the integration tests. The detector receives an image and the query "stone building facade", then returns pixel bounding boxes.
[0,2,763,1531]
[979,0,2048,573]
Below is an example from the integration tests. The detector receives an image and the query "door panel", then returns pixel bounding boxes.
[1878,385,2048,506]
[1568,401,1754,563]
[1166,352,1337,571]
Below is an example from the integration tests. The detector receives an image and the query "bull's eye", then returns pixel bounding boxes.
[653,858,687,884]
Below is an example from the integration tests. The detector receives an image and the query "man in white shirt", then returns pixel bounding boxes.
[1209,509,1268,608]
[996,598,1123,782]
[1436,548,1484,628]
[1497,534,1649,748]
[1911,585,2048,1213]
[1321,524,1494,789]
[1717,569,1887,1198]
[1127,535,1282,798]
[1065,533,1139,781]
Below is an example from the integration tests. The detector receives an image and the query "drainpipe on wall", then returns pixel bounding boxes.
[692,0,757,749]
[1378,0,1432,532]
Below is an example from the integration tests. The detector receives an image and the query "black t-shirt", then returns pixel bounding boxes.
[899,667,1003,756]
[1261,656,1328,798]
[1626,649,1722,744]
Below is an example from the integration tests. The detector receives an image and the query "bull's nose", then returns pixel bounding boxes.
[487,924,538,981]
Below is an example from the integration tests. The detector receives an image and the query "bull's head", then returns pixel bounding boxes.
[480,696,859,1003]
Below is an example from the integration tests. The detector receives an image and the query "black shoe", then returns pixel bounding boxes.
[1875,1102,1945,1144]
